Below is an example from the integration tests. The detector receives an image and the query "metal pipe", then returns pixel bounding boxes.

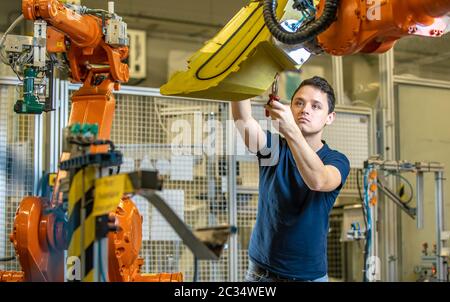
[435,171,446,281]
[379,50,398,282]
[370,204,378,281]
[416,172,424,229]
[108,1,115,15]
[227,106,238,282]
[332,56,345,105]
[94,238,108,281]
[377,181,415,220]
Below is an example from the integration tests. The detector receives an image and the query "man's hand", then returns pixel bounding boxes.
[265,100,300,137]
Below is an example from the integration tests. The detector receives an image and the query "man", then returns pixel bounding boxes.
[231,76,350,282]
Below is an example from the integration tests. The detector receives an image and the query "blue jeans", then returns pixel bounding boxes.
[244,261,328,282]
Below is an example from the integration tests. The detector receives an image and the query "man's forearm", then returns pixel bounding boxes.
[231,100,266,153]
[231,100,252,121]
[284,127,328,191]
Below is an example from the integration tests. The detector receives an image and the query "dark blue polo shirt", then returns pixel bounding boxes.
[248,131,350,280]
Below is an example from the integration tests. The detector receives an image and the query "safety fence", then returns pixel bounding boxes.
[0,78,372,281]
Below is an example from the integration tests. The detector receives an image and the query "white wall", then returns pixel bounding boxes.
[398,84,450,281]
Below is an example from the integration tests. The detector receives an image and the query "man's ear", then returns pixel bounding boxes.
[325,112,336,126]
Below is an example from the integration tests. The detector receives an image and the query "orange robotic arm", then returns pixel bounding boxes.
[264,0,450,55]
[22,0,129,83]
[18,0,129,150]
[316,0,450,55]
[160,0,450,101]
[0,0,181,283]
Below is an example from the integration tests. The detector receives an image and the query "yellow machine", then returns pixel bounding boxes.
[161,0,450,101]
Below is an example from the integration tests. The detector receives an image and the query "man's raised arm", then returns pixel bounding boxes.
[231,100,266,154]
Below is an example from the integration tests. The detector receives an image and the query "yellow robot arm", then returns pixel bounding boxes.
[160,0,299,101]
[161,0,450,101]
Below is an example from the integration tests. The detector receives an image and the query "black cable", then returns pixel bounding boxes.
[92,139,116,151]
[358,168,370,282]
[385,171,414,205]
[69,139,116,151]
[0,256,16,262]
[263,0,339,45]
[356,169,368,234]
[195,4,265,81]
[193,256,199,282]
[98,242,107,282]
[356,169,364,201]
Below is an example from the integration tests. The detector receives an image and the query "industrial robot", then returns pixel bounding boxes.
[161,0,450,100]
[0,0,192,282]
[1,0,449,282]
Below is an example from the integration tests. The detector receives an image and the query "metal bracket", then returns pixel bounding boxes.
[377,178,416,219]
[441,231,450,241]
[3,35,33,52]
[139,191,236,260]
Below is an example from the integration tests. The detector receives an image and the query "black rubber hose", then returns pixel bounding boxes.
[263,0,340,45]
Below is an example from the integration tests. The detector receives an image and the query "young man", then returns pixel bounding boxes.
[231,76,350,282]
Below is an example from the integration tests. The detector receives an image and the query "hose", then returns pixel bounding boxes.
[1,14,25,65]
[263,0,340,45]
[362,168,371,282]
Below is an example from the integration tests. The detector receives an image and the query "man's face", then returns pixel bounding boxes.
[290,85,336,136]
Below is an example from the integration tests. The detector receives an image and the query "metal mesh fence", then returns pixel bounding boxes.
[66,90,232,281]
[0,83,37,271]
[0,79,370,280]
[234,103,263,281]
[328,211,344,280]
